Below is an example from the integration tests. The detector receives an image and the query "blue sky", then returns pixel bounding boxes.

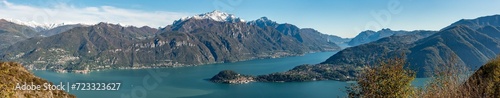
[2,0,500,38]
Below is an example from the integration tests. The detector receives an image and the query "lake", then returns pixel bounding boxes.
[32,52,428,98]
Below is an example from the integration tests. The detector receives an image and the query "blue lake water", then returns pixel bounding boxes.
[31,52,429,98]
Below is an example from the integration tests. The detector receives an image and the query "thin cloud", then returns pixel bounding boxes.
[0,0,190,28]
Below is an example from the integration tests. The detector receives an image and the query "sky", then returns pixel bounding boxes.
[1,0,500,38]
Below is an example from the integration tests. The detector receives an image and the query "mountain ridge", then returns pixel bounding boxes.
[324,15,500,77]
[211,14,500,83]
[0,11,341,72]
[0,19,41,49]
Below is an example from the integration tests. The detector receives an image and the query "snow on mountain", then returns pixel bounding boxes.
[173,10,245,25]
[3,19,67,32]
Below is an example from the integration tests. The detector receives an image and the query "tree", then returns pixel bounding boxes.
[347,57,416,98]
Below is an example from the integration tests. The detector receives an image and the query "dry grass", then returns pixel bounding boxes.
[461,56,500,97]
[415,55,469,97]
[0,62,75,98]
[348,55,500,98]
[418,56,500,98]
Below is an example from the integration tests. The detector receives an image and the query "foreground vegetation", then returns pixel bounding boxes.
[347,56,500,98]
[346,57,415,98]
[0,62,75,98]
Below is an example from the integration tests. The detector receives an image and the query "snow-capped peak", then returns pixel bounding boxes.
[173,10,245,25]
[193,10,241,22]
[3,19,66,31]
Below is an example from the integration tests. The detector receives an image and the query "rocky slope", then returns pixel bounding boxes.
[0,11,340,72]
[210,15,500,83]
[323,26,500,77]
[0,19,40,49]
[0,62,75,98]
[324,15,500,77]
[407,26,500,76]
[211,30,435,84]
[0,19,89,50]
[126,13,340,68]
[323,30,436,66]
[0,23,158,71]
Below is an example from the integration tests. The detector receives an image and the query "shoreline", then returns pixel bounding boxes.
[25,51,339,74]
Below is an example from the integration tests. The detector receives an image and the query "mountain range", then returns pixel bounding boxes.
[347,28,426,46]
[324,14,500,77]
[4,10,498,79]
[407,25,500,76]
[0,19,87,49]
[0,10,342,72]
[212,14,500,82]
[0,19,41,49]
